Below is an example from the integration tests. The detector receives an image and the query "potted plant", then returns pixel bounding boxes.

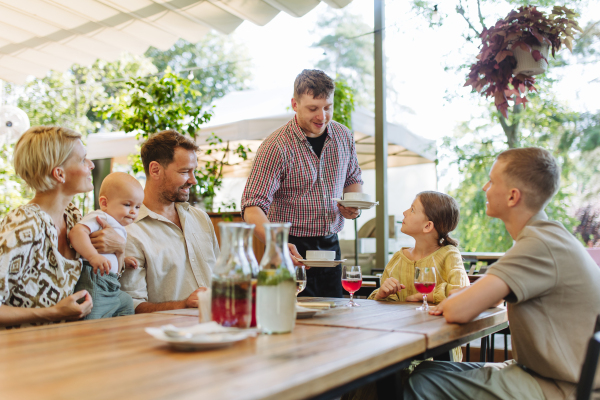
[464,6,581,118]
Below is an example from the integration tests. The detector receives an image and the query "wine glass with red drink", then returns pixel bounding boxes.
[342,265,362,307]
[414,264,436,311]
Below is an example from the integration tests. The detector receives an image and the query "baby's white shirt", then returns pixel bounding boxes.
[77,210,127,274]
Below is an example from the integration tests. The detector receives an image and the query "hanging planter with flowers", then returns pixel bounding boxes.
[464,6,581,118]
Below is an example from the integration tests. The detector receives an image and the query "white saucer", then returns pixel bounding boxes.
[296,305,318,319]
[333,199,379,209]
[299,259,346,268]
[145,322,256,351]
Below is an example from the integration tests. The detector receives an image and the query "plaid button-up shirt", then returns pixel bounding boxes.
[241,116,363,237]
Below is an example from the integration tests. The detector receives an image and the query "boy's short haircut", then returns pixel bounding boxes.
[293,69,335,101]
[13,126,82,192]
[497,147,560,211]
[140,130,199,176]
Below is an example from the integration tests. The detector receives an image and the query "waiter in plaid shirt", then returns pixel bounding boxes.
[241,69,363,298]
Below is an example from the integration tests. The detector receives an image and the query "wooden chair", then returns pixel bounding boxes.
[354,275,380,298]
[576,315,600,400]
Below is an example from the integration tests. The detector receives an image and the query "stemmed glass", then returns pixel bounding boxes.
[342,265,362,307]
[295,265,307,297]
[414,264,437,311]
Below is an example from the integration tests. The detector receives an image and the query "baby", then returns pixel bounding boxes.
[69,172,144,319]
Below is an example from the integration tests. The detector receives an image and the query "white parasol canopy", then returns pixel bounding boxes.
[0,0,353,84]
[86,88,436,177]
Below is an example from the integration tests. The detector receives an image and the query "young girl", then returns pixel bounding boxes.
[369,191,469,307]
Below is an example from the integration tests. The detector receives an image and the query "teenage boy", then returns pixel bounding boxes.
[404,147,600,400]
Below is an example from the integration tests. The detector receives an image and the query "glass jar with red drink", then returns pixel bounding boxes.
[241,224,260,327]
[211,223,252,328]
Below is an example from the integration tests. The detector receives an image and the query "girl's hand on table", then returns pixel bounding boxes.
[375,277,405,299]
[405,293,424,302]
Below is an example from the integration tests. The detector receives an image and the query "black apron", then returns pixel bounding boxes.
[289,233,343,298]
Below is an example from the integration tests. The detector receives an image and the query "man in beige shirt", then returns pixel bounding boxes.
[120,130,219,313]
[404,147,600,400]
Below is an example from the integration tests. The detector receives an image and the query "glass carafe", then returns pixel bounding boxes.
[211,222,252,328]
[256,223,297,334]
[242,224,260,327]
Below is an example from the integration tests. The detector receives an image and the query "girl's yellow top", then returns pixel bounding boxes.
[368,245,469,303]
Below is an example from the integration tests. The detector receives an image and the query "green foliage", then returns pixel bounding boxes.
[312,11,374,108]
[4,54,157,135]
[99,72,251,211]
[96,70,212,139]
[0,144,33,219]
[192,134,251,211]
[333,79,355,129]
[445,88,585,251]
[145,35,251,105]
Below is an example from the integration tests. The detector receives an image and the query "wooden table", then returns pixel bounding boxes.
[1,298,507,400]
[158,298,508,360]
[0,313,425,400]
[296,298,508,351]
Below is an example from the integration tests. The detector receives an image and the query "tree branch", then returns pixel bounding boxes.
[456,1,481,37]
[498,114,510,132]
[477,0,487,31]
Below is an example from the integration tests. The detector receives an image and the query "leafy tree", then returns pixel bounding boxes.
[3,54,156,135]
[409,1,600,249]
[333,79,356,129]
[96,70,212,139]
[0,144,32,219]
[144,35,251,106]
[98,71,251,211]
[445,84,586,251]
[312,11,374,109]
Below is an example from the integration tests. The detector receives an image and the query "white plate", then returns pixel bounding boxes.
[333,199,379,209]
[146,322,256,351]
[296,305,318,319]
[299,259,346,268]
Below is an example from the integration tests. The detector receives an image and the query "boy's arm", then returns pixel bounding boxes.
[68,224,111,275]
[428,274,510,323]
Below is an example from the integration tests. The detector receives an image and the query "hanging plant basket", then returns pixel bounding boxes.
[464,6,581,118]
[512,42,549,76]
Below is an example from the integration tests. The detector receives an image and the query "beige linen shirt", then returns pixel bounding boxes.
[487,211,600,400]
[120,203,219,309]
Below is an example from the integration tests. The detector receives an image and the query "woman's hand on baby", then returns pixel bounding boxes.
[124,257,139,269]
[375,277,405,299]
[89,254,111,276]
[53,290,93,321]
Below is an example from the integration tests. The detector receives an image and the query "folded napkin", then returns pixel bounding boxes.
[146,321,259,343]
[297,302,334,310]
[296,305,318,312]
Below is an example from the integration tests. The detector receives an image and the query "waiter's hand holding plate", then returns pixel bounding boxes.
[338,192,369,218]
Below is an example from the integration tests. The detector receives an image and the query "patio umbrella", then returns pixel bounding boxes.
[85,88,436,176]
[193,88,436,178]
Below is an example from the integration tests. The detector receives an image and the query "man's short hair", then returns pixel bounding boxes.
[293,69,335,100]
[497,147,560,211]
[140,130,199,176]
[13,126,82,192]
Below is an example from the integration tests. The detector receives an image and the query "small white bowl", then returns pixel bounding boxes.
[343,192,371,202]
[306,250,336,261]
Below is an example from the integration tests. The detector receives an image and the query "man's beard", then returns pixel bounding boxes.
[161,183,191,203]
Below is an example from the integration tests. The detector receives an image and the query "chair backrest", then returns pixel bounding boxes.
[577,315,600,400]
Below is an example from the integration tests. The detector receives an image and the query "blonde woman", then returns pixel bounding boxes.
[0,126,125,329]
